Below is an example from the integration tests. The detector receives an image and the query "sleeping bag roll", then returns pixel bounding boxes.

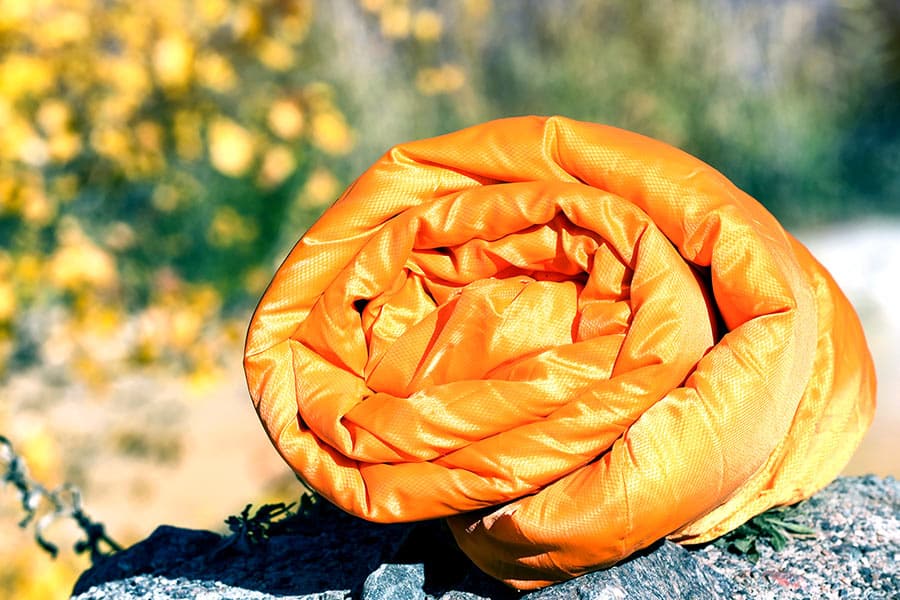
[244,116,876,590]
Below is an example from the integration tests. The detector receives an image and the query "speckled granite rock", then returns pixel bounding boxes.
[71,476,899,599]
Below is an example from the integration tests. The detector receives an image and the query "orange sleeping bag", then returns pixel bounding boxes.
[244,116,876,590]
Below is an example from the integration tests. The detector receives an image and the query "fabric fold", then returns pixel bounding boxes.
[244,116,875,590]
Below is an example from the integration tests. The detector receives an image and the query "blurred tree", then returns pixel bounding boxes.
[836,0,900,214]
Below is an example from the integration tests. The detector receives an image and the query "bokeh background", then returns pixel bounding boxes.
[2,0,898,597]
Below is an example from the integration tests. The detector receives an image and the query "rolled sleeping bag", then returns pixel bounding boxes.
[244,116,876,590]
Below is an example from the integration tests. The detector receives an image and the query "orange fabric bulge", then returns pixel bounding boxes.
[244,116,876,590]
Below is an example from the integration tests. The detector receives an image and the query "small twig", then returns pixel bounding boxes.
[1,434,121,563]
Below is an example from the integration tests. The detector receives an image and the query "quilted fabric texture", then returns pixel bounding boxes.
[244,116,876,590]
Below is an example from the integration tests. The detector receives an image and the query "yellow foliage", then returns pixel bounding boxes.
[0,548,83,600]
[16,422,62,483]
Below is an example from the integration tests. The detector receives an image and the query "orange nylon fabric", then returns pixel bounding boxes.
[244,116,876,590]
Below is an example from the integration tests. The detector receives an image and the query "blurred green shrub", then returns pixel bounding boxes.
[0,0,353,380]
[0,0,897,383]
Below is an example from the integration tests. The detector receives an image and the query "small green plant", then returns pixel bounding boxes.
[215,492,321,554]
[715,505,816,563]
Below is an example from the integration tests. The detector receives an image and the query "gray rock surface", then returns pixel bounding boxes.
[71,476,899,599]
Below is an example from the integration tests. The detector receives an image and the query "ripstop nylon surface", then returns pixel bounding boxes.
[244,116,876,590]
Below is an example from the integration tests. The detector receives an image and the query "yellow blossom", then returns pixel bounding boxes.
[259,145,296,187]
[19,183,56,225]
[279,11,311,43]
[208,117,256,177]
[196,0,230,25]
[151,184,181,212]
[415,63,466,95]
[257,38,295,72]
[311,111,354,155]
[413,9,443,42]
[14,253,42,286]
[36,99,72,135]
[0,54,54,99]
[360,0,385,13]
[104,221,136,250]
[0,115,32,162]
[48,222,118,291]
[17,422,62,482]
[380,4,411,38]
[174,110,204,161]
[41,9,91,48]
[91,125,131,160]
[94,92,142,123]
[195,52,237,92]
[231,4,263,40]
[104,57,151,97]
[0,0,30,29]
[136,120,164,153]
[153,35,194,88]
[18,134,50,167]
[0,249,10,274]
[463,0,492,19]
[207,206,258,247]
[48,131,82,163]
[243,266,271,295]
[0,281,15,322]
[50,174,80,202]
[170,307,204,349]
[268,99,305,140]
[303,167,339,207]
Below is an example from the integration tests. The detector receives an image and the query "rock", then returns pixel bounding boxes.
[71,476,900,599]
